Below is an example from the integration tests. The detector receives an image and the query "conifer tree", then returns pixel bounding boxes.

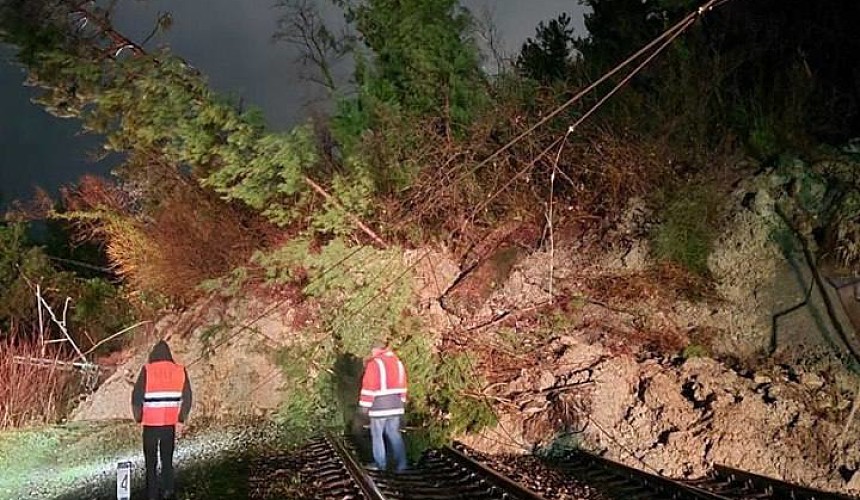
[344,0,487,131]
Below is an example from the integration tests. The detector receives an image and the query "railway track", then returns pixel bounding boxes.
[256,435,860,499]
[249,436,372,499]
[337,434,549,499]
[548,449,860,500]
[249,434,551,499]
[694,464,860,500]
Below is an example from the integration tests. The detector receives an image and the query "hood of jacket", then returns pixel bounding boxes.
[148,340,174,363]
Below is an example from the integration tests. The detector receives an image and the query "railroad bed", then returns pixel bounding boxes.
[254,435,860,500]
[551,449,860,499]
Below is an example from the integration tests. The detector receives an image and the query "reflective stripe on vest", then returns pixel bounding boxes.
[361,352,407,417]
[142,361,185,426]
[359,356,407,397]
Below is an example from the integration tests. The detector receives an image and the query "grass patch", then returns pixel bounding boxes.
[681,343,711,359]
[0,427,63,480]
[652,184,722,276]
[0,421,139,498]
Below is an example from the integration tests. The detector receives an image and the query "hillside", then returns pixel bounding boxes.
[2,0,860,497]
[69,158,860,494]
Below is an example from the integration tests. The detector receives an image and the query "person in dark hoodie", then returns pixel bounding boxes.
[132,340,193,500]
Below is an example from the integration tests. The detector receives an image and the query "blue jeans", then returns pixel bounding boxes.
[370,416,407,471]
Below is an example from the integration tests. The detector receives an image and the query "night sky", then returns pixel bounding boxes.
[0,0,586,208]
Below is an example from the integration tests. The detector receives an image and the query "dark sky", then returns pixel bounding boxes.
[0,0,587,208]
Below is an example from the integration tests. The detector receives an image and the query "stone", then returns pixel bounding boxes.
[520,397,549,415]
[554,342,606,374]
[538,370,556,392]
[846,471,860,492]
[507,375,528,395]
[800,372,825,390]
[568,370,592,385]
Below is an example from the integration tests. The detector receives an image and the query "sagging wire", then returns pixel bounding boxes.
[462,1,713,234]
[465,0,726,180]
[539,12,698,303]
[465,0,736,472]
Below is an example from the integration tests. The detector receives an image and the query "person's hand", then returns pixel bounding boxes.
[175,422,186,439]
[359,406,369,416]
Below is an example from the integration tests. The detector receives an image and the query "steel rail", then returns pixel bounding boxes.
[709,464,859,500]
[548,450,860,500]
[550,450,733,499]
[442,443,550,500]
[326,433,387,500]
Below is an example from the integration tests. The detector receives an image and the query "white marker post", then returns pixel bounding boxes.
[116,461,132,500]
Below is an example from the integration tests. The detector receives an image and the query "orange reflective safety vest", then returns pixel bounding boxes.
[141,361,186,426]
[359,349,407,417]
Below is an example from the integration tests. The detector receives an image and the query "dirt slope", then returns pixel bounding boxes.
[72,182,860,495]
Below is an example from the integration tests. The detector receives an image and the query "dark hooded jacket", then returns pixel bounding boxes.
[131,341,193,424]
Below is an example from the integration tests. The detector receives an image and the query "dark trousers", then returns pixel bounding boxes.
[143,425,176,499]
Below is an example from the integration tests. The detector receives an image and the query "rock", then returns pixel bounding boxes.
[507,375,529,395]
[567,369,592,386]
[754,375,773,385]
[537,370,556,392]
[847,471,860,492]
[442,242,527,318]
[554,341,606,375]
[800,372,825,390]
[520,397,549,415]
[557,335,578,346]
[73,295,290,422]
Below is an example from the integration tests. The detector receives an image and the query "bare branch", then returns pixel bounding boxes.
[273,0,352,91]
[141,11,172,47]
[473,3,507,73]
[83,320,151,356]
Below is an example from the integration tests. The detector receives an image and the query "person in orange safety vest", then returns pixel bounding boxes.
[132,340,192,500]
[359,339,408,472]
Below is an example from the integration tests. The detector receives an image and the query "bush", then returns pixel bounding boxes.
[263,239,494,449]
[0,338,78,429]
[267,239,414,440]
[0,223,59,332]
[0,221,134,352]
[61,175,270,304]
[71,278,134,352]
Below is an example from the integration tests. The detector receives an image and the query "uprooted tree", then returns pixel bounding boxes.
[3,0,860,437]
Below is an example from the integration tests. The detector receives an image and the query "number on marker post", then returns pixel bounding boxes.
[116,461,132,500]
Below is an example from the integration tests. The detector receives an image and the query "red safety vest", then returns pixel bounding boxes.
[359,349,407,417]
[141,361,186,426]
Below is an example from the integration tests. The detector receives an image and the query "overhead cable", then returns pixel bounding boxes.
[468,0,729,176]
